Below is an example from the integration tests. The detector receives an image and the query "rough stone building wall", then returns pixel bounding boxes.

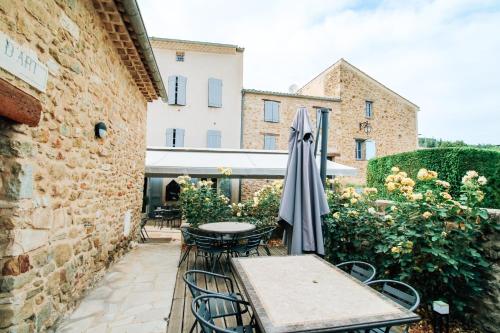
[300,59,419,185]
[0,1,148,331]
[240,91,340,199]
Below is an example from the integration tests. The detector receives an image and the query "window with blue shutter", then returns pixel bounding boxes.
[264,101,280,123]
[264,134,277,150]
[207,130,221,148]
[355,139,364,160]
[208,78,222,107]
[167,75,187,106]
[365,101,373,118]
[365,139,376,160]
[166,128,185,147]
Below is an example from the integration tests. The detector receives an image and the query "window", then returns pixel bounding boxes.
[355,139,376,160]
[208,78,222,107]
[166,128,185,147]
[264,100,280,123]
[207,130,221,148]
[176,52,184,62]
[264,134,277,150]
[365,101,373,118]
[167,75,187,105]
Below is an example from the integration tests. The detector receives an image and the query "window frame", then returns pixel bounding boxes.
[365,100,373,118]
[355,139,365,160]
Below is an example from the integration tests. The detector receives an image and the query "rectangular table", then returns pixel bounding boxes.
[231,255,420,333]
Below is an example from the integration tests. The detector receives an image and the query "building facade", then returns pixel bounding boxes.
[146,38,244,205]
[241,59,419,197]
[0,1,165,331]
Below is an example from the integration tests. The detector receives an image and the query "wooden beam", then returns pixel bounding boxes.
[0,78,42,127]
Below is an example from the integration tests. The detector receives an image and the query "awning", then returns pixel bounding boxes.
[145,147,357,178]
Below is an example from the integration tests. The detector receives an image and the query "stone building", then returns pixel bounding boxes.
[241,59,419,196]
[146,38,244,205]
[0,1,165,331]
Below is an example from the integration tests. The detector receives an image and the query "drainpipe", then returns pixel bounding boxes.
[319,108,330,187]
[121,0,167,102]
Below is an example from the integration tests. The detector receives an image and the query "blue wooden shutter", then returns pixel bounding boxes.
[264,135,276,150]
[167,76,176,105]
[207,130,221,148]
[264,101,273,121]
[208,78,222,107]
[175,128,185,147]
[177,76,187,105]
[272,102,280,122]
[166,128,174,147]
[365,140,376,160]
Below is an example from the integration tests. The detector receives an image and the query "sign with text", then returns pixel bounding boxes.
[0,32,48,92]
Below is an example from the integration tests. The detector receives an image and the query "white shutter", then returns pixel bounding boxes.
[365,140,376,160]
[167,76,176,105]
[175,128,185,147]
[177,76,187,105]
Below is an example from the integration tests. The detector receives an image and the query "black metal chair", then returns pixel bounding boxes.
[139,217,149,242]
[254,225,276,256]
[186,231,229,273]
[336,261,376,283]
[365,280,420,333]
[192,294,257,333]
[184,270,249,333]
[179,227,196,267]
[231,232,263,257]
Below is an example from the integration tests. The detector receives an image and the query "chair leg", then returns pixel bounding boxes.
[189,320,197,333]
[178,246,191,267]
[143,227,150,238]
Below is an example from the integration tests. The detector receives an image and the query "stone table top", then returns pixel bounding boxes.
[231,255,420,333]
[198,222,256,234]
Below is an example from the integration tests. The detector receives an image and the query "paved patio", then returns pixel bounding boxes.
[55,234,181,333]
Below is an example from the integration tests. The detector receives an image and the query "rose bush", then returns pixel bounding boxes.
[178,175,231,227]
[324,168,496,316]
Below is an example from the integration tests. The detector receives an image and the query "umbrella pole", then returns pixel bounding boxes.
[319,108,330,186]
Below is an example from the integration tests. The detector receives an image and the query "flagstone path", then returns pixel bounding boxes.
[54,234,180,333]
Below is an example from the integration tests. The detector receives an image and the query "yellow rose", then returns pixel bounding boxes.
[350,198,358,204]
[422,211,432,219]
[333,212,340,219]
[391,166,400,173]
[386,182,396,192]
[440,192,452,200]
[417,168,428,180]
[391,246,402,254]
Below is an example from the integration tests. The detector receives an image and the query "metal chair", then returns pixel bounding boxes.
[186,231,229,273]
[192,294,257,333]
[231,232,263,257]
[139,217,149,242]
[184,270,249,333]
[365,280,420,333]
[255,225,276,256]
[179,227,196,267]
[336,261,376,283]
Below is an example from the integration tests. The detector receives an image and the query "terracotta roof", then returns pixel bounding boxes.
[242,89,341,102]
[92,0,166,102]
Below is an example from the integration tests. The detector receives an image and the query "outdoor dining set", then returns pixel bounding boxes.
[179,221,421,333]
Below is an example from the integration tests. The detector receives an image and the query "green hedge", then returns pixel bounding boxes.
[367,147,500,208]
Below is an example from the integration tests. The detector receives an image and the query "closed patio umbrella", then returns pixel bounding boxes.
[279,107,330,255]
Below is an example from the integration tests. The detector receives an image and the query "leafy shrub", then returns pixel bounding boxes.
[231,180,282,227]
[367,147,500,208]
[178,176,231,227]
[325,168,496,316]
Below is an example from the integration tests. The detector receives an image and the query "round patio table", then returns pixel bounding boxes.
[198,222,255,234]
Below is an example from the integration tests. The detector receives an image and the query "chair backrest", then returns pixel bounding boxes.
[180,228,195,245]
[256,225,276,242]
[367,280,420,311]
[238,233,263,253]
[183,270,235,299]
[192,294,251,333]
[192,233,222,252]
[336,261,376,283]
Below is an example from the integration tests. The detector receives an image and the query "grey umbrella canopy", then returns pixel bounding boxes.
[278,107,330,255]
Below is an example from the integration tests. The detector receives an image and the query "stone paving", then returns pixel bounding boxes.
[54,234,181,333]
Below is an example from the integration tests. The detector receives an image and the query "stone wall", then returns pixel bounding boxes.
[240,91,340,199]
[300,59,419,185]
[0,1,147,331]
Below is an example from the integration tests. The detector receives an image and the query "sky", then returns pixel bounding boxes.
[137,0,500,145]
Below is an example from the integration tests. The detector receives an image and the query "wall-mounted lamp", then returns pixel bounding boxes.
[359,121,372,135]
[95,122,107,139]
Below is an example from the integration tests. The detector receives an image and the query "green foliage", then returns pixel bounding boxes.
[419,137,499,150]
[231,180,282,227]
[367,147,500,208]
[324,170,497,317]
[178,176,231,227]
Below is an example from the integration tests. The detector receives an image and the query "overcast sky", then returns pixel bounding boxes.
[138,0,500,145]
